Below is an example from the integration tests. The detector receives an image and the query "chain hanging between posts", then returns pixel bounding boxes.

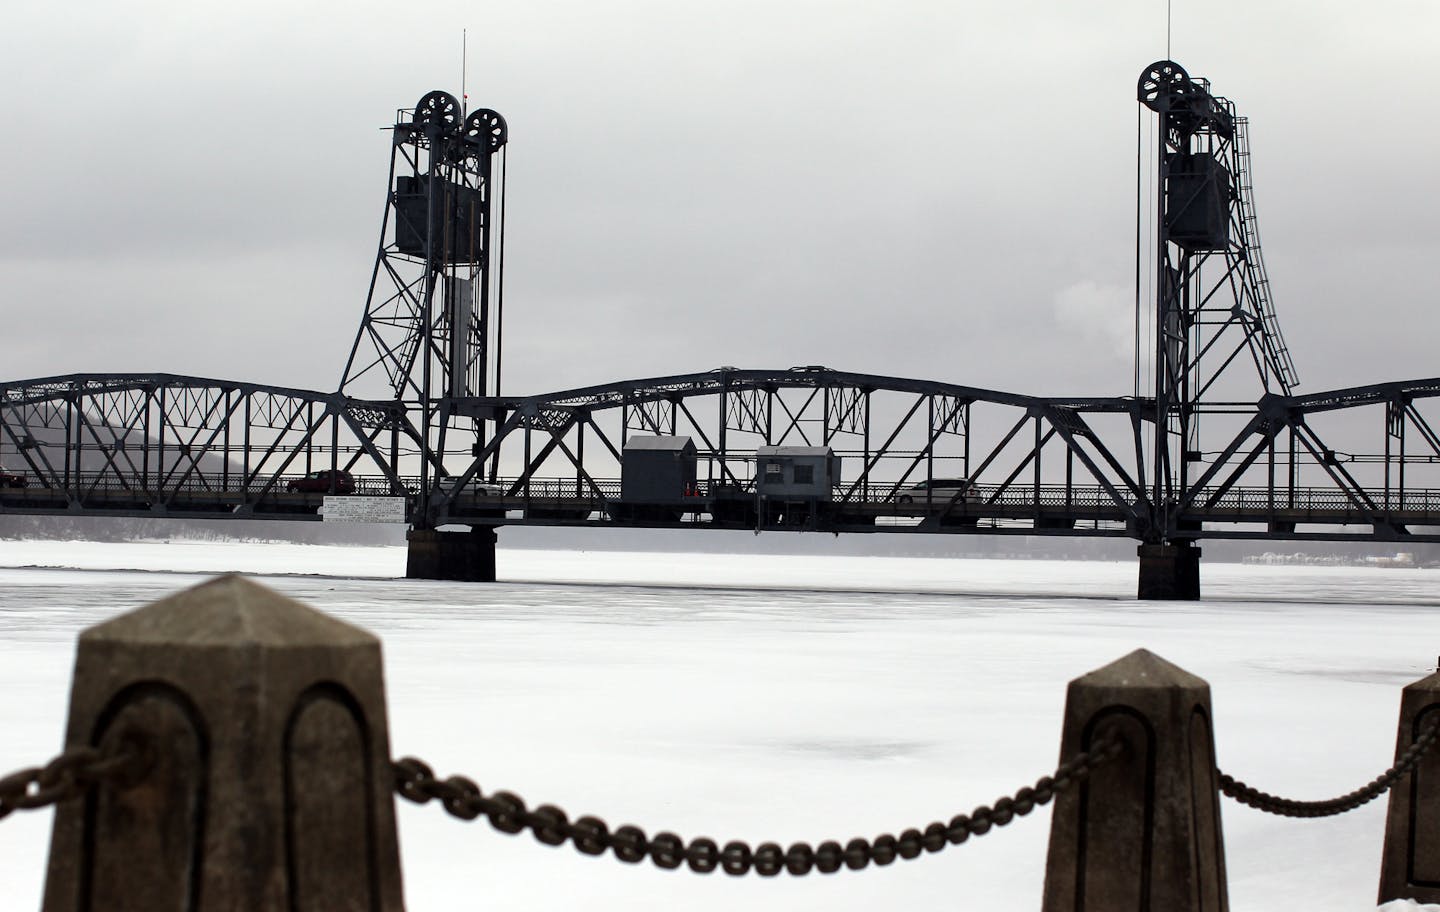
[392,732,1124,876]
[0,737,151,823]
[1218,718,1440,818]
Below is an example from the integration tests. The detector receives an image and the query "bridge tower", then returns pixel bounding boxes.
[339,91,509,577]
[1135,61,1299,597]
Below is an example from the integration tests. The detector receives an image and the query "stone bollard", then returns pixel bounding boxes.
[1042,648,1228,911]
[43,575,405,911]
[1378,669,1440,903]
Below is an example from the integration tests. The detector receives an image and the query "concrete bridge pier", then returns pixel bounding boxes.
[406,527,498,581]
[1137,541,1201,600]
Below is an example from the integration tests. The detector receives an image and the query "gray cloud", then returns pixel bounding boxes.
[1,0,1436,407]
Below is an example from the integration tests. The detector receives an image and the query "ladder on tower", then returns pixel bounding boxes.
[1233,116,1300,392]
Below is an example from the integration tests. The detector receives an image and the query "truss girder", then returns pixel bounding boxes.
[446,370,1148,523]
[477,367,1133,415]
[8,370,1440,542]
[402,370,1440,541]
[1159,381,1440,538]
[0,374,409,514]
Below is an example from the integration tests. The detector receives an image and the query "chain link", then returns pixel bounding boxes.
[0,737,152,823]
[392,731,1125,875]
[1218,718,1440,818]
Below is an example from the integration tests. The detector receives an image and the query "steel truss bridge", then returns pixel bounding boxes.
[3,63,1435,597]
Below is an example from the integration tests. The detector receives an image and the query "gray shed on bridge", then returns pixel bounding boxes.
[621,435,698,502]
[755,445,839,500]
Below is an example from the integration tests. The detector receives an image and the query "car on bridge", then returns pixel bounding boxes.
[434,476,506,497]
[0,466,27,488]
[895,478,980,505]
[286,469,356,495]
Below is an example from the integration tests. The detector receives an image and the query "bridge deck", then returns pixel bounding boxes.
[6,476,1438,542]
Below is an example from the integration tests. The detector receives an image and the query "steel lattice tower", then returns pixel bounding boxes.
[1137,60,1298,547]
[339,91,509,519]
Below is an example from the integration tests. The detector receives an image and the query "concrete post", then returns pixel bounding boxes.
[406,526,497,581]
[43,575,405,912]
[1378,670,1440,903]
[1137,542,1202,600]
[1042,648,1228,911]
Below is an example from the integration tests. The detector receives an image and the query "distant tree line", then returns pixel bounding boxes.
[0,514,405,546]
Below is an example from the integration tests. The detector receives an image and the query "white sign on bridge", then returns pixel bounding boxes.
[320,496,407,524]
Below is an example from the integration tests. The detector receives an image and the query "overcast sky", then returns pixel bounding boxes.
[2,0,1436,404]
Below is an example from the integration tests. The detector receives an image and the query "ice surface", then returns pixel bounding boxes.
[2,539,1439,910]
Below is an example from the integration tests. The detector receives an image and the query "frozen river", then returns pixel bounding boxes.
[1,539,1438,910]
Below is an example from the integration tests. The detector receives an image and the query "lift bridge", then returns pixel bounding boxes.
[3,62,1438,598]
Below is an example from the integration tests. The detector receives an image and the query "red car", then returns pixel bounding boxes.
[286,469,356,494]
[0,466,27,488]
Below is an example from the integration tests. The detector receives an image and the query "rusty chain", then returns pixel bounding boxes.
[1218,718,1440,818]
[0,737,151,823]
[392,731,1124,876]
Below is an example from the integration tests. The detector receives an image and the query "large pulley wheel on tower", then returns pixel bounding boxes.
[1138,60,1190,111]
[465,109,508,152]
[413,90,462,137]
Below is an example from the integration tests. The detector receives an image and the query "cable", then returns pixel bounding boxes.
[494,146,506,399]
[1146,110,1156,407]
[1134,104,1144,399]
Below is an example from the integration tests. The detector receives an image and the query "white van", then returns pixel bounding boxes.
[895,478,979,505]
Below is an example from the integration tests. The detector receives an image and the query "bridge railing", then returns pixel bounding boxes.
[11,469,1440,531]
[5,576,1439,909]
[458,478,1440,518]
[1191,485,1440,515]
